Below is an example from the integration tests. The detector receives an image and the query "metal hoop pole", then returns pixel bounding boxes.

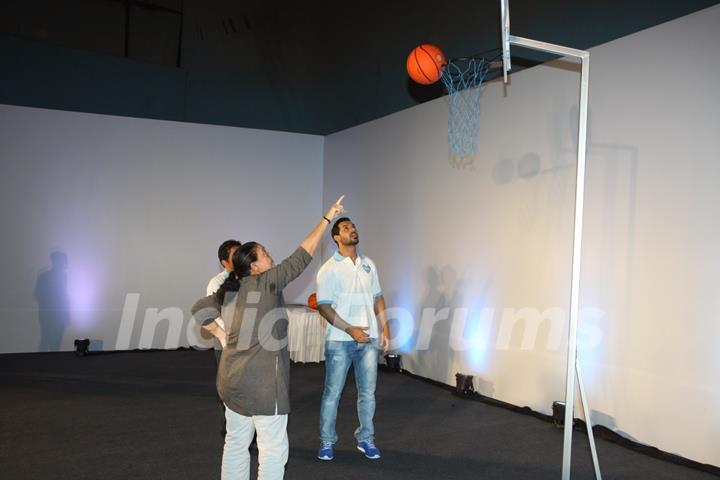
[507,35,598,480]
[577,356,602,479]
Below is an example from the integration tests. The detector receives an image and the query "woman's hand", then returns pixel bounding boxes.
[324,195,345,222]
[301,195,347,256]
[202,321,227,347]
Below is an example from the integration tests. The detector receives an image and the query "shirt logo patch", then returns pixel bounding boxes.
[362,264,372,274]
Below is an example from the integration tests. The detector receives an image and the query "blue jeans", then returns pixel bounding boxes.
[319,339,379,444]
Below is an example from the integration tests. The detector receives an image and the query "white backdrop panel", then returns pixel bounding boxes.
[322,5,720,466]
[0,105,323,354]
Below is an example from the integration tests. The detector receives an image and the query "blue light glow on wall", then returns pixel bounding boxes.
[68,261,97,330]
[388,286,416,353]
[576,303,607,384]
[462,299,493,373]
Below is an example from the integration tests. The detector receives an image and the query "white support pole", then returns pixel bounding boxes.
[577,357,602,479]
[507,35,598,480]
[509,35,587,59]
[563,48,591,480]
[500,0,511,83]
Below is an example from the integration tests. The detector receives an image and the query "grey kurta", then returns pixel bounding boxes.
[191,247,312,416]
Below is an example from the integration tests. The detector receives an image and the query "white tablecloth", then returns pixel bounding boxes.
[286,305,327,363]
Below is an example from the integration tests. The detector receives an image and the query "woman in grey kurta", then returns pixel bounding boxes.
[191,196,346,480]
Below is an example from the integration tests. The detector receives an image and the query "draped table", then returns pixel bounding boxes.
[286,304,327,363]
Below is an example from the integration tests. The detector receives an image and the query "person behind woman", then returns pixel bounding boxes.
[192,196,346,480]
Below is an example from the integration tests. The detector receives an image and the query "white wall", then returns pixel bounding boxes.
[322,5,720,466]
[0,105,323,354]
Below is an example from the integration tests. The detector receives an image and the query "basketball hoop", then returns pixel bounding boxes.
[440,56,491,157]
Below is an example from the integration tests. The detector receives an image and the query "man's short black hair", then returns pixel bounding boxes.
[331,217,351,246]
[218,239,241,263]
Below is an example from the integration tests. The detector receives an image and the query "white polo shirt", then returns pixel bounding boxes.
[206,270,229,330]
[316,251,383,342]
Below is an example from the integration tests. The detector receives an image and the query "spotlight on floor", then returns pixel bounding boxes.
[455,373,475,395]
[74,338,90,357]
[384,354,402,372]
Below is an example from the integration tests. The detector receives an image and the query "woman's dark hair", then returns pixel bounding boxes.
[215,242,259,304]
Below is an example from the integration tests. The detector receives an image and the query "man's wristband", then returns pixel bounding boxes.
[323,216,331,224]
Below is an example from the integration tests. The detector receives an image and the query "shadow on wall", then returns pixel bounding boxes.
[492,152,574,185]
[412,265,469,386]
[419,266,451,382]
[591,410,639,443]
[393,265,497,395]
[34,251,71,351]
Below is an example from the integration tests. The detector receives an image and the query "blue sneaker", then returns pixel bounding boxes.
[357,440,381,459]
[317,442,334,461]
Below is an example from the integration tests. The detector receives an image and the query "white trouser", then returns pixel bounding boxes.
[222,405,288,480]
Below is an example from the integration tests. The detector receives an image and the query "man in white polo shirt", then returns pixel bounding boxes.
[205,239,241,360]
[316,217,389,461]
[205,239,241,437]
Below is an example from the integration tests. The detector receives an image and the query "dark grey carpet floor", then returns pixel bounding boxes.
[0,350,716,479]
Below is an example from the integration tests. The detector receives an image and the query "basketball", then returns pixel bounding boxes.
[307,293,318,310]
[407,44,446,85]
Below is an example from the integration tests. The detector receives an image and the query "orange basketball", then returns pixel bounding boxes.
[407,44,446,85]
[307,293,318,310]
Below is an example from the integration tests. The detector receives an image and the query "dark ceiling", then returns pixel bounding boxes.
[1,0,718,134]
